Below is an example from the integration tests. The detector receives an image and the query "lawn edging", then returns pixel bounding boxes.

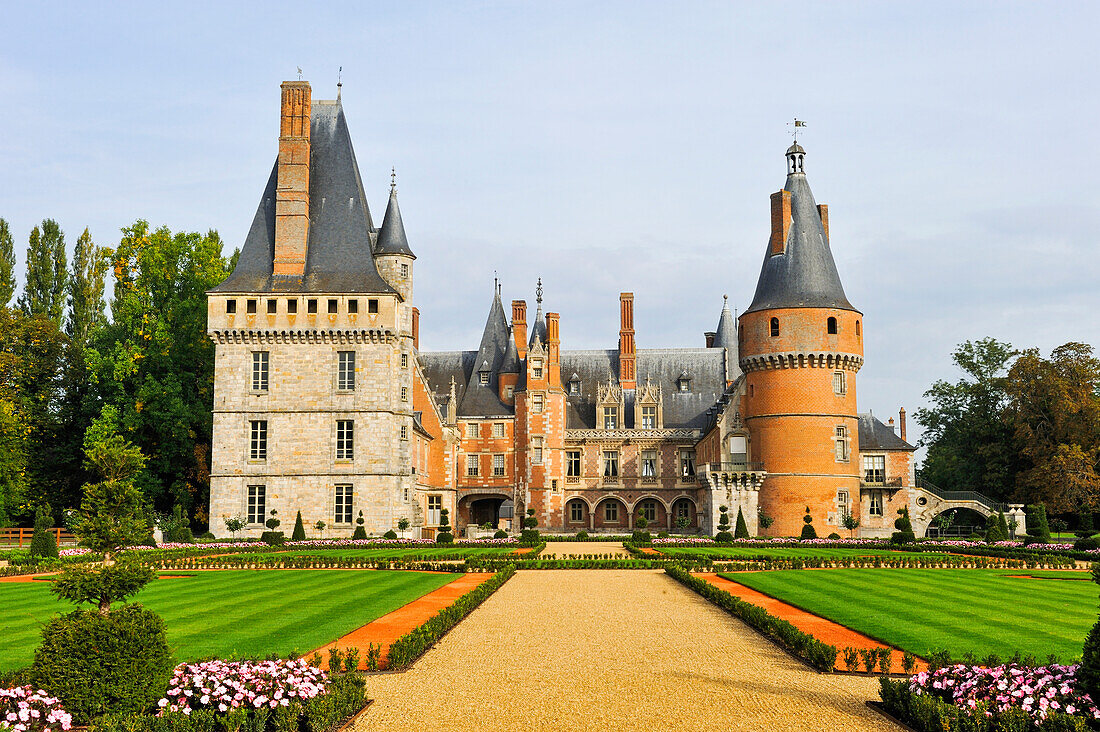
[664,566,838,672]
[385,566,517,670]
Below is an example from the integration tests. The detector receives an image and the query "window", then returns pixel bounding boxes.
[468,423,480,439]
[729,435,748,465]
[532,437,544,465]
[862,454,886,484]
[531,359,543,379]
[641,449,657,478]
[267,299,277,314]
[338,351,355,391]
[568,380,580,394]
[247,485,266,524]
[400,263,409,277]
[834,425,850,462]
[479,371,490,385]
[603,450,619,478]
[503,385,514,400]
[348,299,358,314]
[287,298,297,314]
[569,501,584,523]
[246,299,257,314]
[328,299,338,314]
[307,299,317,314]
[833,371,846,395]
[604,501,619,522]
[827,316,838,334]
[400,425,408,440]
[674,500,691,521]
[856,320,861,337]
[401,353,408,369]
[252,351,269,392]
[493,454,505,477]
[770,317,780,337]
[334,485,353,524]
[680,449,696,478]
[869,491,884,517]
[641,405,657,429]
[602,406,617,429]
[466,454,479,477]
[401,386,408,401]
[368,299,378,314]
[403,487,409,501]
[532,394,544,413]
[336,420,354,460]
[249,420,267,460]
[226,299,237,314]
[566,450,581,477]
[427,495,442,525]
[639,500,657,523]
[492,423,505,438]
[837,490,850,519]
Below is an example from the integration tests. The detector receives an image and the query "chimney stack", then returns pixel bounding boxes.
[412,307,420,351]
[546,312,561,386]
[618,293,636,390]
[704,331,717,348]
[817,204,829,241]
[899,407,907,442]
[274,81,312,276]
[512,300,527,359]
[768,189,792,256]
[888,417,895,433]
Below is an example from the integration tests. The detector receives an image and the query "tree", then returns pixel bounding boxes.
[18,220,67,324]
[314,519,326,538]
[65,228,108,349]
[28,504,59,559]
[715,505,733,542]
[0,399,26,527]
[1077,508,1096,539]
[292,510,306,541]
[985,513,1006,544]
[223,515,245,539]
[800,506,818,540]
[353,510,367,539]
[891,506,916,544]
[520,507,538,544]
[0,218,15,307]
[842,511,861,539]
[916,338,1020,502]
[757,509,774,537]
[1025,504,1050,544]
[734,506,750,539]
[438,507,454,544]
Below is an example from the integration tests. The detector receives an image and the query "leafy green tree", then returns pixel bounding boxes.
[86,220,231,516]
[1025,504,1050,544]
[1078,508,1096,539]
[916,338,1020,501]
[0,218,15,307]
[292,510,306,541]
[65,227,108,348]
[314,519,326,538]
[223,515,245,539]
[0,399,26,526]
[842,511,860,539]
[757,508,774,537]
[28,503,59,559]
[18,220,67,324]
[734,506,750,539]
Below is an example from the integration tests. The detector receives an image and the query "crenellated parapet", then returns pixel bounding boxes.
[739,351,863,373]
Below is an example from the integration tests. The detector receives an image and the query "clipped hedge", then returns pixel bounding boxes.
[386,566,516,670]
[464,557,691,571]
[665,566,838,672]
[156,556,468,572]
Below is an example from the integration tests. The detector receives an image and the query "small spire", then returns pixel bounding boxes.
[337,66,342,100]
[390,166,396,193]
[536,277,543,305]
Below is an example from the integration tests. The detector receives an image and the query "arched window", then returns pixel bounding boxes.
[856,320,861,337]
[770,317,780,337]
[639,500,657,523]
[827,317,838,335]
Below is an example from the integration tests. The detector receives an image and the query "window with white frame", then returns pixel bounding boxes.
[641,449,657,478]
[493,454,505,477]
[641,405,656,429]
[400,263,409,278]
[400,425,407,440]
[250,420,267,460]
[468,423,479,439]
[603,450,619,478]
[674,500,691,521]
[334,485,353,524]
[503,385,514,400]
[401,353,408,369]
[833,371,846,395]
[680,449,696,478]
[863,454,886,484]
[602,406,618,430]
[466,454,479,477]
[337,351,355,391]
[837,490,850,519]
[568,380,580,394]
[479,371,490,385]
[569,500,584,523]
[492,422,505,438]
[401,386,408,401]
[869,491,884,516]
[336,420,354,460]
[834,425,850,462]
[532,394,544,413]
[427,495,442,525]
[532,437,544,465]
[531,359,543,379]
[639,499,657,522]
[566,450,581,477]
[247,485,266,524]
[252,351,269,392]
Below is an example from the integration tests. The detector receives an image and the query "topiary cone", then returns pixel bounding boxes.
[292,511,306,541]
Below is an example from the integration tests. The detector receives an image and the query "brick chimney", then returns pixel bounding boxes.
[274,81,312,276]
[512,299,527,359]
[888,417,895,432]
[704,331,716,348]
[618,293,636,390]
[817,204,829,241]
[768,189,792,256]
[546,312,561,386]
[412,307,420,351]
[899,407,907,442]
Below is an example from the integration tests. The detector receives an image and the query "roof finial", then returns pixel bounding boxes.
[493,271,499,296]
[723,294,728,304]
[337,66,342,99]
[785,120,807,175]
[390,166,396,193]
[297,66,303,81]
[788,117,807,142]
[536,277,543,305]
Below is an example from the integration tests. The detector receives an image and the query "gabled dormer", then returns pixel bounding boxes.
[634,376,663,430]
[596,375,624,430]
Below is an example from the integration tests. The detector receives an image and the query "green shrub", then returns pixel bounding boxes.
[260,531,285,545]
[1026,504,1050,544]
[1079,563,1100,706]
[902,651,917,675]
[383,529,398,539]
[576,530,588,540]
[198,531,215,540]
[827,532,842,540]
[734,507,749,539]
[800,507,817,540]
[1076,536,1100,551]
[436,508,454,544]
[292,511,307,541]
[891,506,916,544]
[29,504,59,559]
[30,604,174,723]
[162,505,194,544]
[877,647,892,674]
[715,505,733,543]
[842,646,860,672]
[860,647,877,673]
[986,514,1006,543]
[494,529,509,539]
[353,510,367,540]
[519,508,538,544]
[657,531,669,538]
[632,513,652,544]
[1076,509,1095,539]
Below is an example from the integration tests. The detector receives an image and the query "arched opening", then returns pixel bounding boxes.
[565,498,588,527]
[593,497,628,530]
[770,317,780,337]
[924,507,988,538]
[459,495,513,531]
[633,498,667,528]
[827,317,838,335]
[856,320,861,337]
[671,498,697,531]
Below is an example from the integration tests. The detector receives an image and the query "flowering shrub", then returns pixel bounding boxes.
[158,659,328,715]
[910,663,1100,723]
[650,536,1095,554]
[0,686,73,731]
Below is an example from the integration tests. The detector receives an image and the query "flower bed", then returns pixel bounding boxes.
[879,663,1100,731]
[651,536,1100,560]
[0,686,72,731]
[158,659,327,715]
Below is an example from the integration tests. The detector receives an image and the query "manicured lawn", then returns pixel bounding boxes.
[659,546,953,560]
[719,569,1097,661]
[0,569,457,672]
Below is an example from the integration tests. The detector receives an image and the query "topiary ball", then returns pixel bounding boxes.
[383,529,398,539]
[437,531,454,544]
[494,529,509,539]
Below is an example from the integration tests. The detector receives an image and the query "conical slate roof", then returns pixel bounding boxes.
[375,184,415,258]
[500,325,520,373]
[744,147,857,314]
[211,100,396,294]
[458,289,510,416]
[712,295,740,381]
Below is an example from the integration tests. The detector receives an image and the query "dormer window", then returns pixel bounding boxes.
[770,317,780,337]
[827,316,838,335]
[479,371,490,386]
[569,381,580,394]
[641,405,656,429]
[602,406,618,430]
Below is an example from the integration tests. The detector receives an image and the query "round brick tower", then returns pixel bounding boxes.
[739,142,863,538]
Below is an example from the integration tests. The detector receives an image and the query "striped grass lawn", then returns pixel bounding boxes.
[719,568,1097,661]
[659,546,953,560]
[0,569,456,672]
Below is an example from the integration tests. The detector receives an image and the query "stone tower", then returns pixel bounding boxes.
[738,142,864,537]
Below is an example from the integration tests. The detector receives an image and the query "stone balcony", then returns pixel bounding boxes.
[697,462,767,492]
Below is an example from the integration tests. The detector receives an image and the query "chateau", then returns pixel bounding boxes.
[206,80,920,539]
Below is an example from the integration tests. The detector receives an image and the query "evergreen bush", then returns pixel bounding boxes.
[1025,504,1051,544]
[827,532,842,540]
[494,529,509,539]
[1079,563,1100,704]
[734,506,750,539]
[292,511,307,541]
[353,510,367,540]
[383,529,398,539]
[28,504,59,559]
[800,507,817,540]
[715,505,733,543]
[985,514,1005,543]
[436,508,454,543]
[891,506,916,544]
[520,508,539,544]
[162,505,194,543]
[262,509,284,545]
[1076,509,1095,539]
[575,530,588,540]
[632,512,651,544]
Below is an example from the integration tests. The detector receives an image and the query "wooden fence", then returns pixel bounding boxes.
[0,527,77,548]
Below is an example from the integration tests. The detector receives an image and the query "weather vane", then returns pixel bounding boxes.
[297,66,303,81]
[787,117,807,142]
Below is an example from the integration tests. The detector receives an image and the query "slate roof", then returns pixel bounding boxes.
[500,326,520,373]
[528,301,547,348]
[712,296,740,381]
[211,100,396,295]
[744,146,856,314]
[375,185,415,258]
[857,413,915,451]
[456,291,512,417]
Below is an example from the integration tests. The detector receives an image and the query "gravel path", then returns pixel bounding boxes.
[357,570,897,731]
[543,541,630,557]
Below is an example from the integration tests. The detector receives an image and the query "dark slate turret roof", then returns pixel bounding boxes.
[744,147,856,314]
[857,413,915,451]
[457,291,511,417]
[375,184,415,258]
[211,100,396,294]
[500,326,520,373]
[712,296,740,382]
[528,302,547,348]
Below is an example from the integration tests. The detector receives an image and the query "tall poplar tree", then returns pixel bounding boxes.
[0,218,15,307]
[19,220,68,323]
[66,228,108,347]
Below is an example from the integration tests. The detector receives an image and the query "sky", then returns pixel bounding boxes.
[2,1,1098,454]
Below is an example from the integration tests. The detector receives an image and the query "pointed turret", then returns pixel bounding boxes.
[458,285,511,416]
[712,294,740,383]
[528,277,548,347]
[376,174,415,258]
[500,325,520,374]
[744,143,855,314]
